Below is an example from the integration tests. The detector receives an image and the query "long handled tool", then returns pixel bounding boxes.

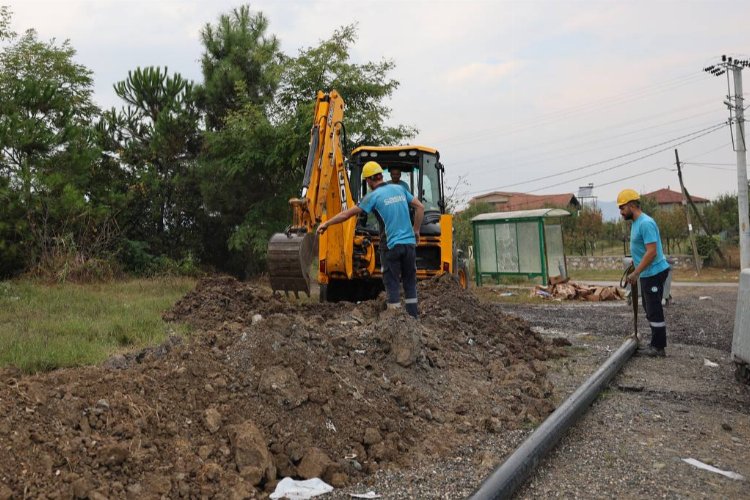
[621,263,639,341]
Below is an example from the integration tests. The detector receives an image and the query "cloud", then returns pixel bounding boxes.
[443,60,520,86]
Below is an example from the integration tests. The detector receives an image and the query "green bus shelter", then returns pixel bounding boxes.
[471,208,570,286]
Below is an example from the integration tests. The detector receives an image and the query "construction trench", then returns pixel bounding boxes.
[0,275,570,498]
[1,275,743,498]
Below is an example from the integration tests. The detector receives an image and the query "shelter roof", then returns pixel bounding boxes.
[472,208,571,222]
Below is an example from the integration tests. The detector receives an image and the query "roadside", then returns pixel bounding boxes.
[335,285,749,498]
[500,285,750,498]
[566,267,739,283]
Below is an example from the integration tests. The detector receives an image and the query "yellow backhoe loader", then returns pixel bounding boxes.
[267,90,468,301]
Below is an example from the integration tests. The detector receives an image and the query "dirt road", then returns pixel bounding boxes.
[502,285,750,499]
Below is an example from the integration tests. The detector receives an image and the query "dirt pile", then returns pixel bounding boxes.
[0,275,564,498]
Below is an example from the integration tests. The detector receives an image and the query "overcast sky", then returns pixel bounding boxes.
[6,0,750,206]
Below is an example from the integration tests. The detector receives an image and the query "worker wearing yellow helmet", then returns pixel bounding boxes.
[619,188,671,357]
[318,161,425,318]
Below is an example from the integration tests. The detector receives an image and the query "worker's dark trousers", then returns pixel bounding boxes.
[382,244,418,318]
[640,268,670,349]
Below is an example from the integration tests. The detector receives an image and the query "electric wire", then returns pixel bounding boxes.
[463,121,728,195]
[450,101,721,170]
[459,114,726,175]
[524,124,728,194]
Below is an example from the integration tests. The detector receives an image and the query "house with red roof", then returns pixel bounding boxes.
[468,191,581,212]
[642,187,709,210]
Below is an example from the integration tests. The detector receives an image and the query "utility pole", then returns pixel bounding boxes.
[675,149,701,273]
[704,55,750,269]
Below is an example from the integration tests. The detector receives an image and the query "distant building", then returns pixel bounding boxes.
[468,191,581,212]
[642,187,709,210]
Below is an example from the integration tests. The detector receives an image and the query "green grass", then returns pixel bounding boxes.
[570,267,739,283]
[0,277,196,373]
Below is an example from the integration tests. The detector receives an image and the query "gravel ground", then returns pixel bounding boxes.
[333,285,750,499]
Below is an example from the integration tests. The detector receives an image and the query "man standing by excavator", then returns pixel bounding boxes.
[619,188,671,357]
[317,161,424,318]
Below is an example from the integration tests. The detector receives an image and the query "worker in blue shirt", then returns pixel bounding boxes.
[317,161,425,317]
[618,189,671,357]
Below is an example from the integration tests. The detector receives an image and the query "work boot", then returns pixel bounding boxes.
[637,346,666,357]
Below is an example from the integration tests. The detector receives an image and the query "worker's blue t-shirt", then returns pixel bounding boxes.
[630,213,670,278]
[358,183,415,248]
[392,180,410,193]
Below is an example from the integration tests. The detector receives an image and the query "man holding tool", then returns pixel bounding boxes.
[618,189,671,357]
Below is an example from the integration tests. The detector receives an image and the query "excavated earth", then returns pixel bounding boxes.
[0,275,566,499]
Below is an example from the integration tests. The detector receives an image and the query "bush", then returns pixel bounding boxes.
[696,234,719,260]
[118,240,202,277]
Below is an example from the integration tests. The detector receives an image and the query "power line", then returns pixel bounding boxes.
[456,113,725,175]
[525,123,728,193]
[684,164,736,172]
[464,121,728,195]
[595,167,675,188]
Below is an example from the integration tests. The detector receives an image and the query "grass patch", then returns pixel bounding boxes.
[0,277,196,373]
[473,286,543,304]
[570,267,739,283]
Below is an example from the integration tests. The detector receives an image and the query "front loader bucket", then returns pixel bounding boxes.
[267,232,316,297]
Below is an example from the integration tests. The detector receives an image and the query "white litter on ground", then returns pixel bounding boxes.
[270,477,334,499]
[681,458,746,481]
[349,492,382,499]
[703,358,719,368]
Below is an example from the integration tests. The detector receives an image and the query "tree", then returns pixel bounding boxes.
[108,67,202,262]
[639,195,658,216]
[0,23,107,276]
[197,16,416,275]
[653,206,687,254]
[198,5,282,130]
[704,193,740,240]
[453,201,494,251]
[199,100,295,274]
[276,24,417,147]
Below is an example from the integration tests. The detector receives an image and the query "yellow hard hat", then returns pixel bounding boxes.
[617,189,640,206]
[361,161,383,180]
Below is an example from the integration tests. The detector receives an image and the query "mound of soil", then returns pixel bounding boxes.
[0,275,564,498]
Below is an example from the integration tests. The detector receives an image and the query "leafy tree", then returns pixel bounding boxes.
[0,23,107,275]
[603,219,628,255]
[197,15,416,275]
[704,193,740,240]
[199,100,296,274]
[639,194,658,216]
[453,201,494,251]
[560,206,603,255]
[198,5,282,130]
[276,24,417,147]
[108,67,202,262]
[653,206,687,254]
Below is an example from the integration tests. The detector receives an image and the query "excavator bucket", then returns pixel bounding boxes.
[267,232,316,297]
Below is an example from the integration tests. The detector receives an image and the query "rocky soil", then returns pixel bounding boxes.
[0,275,566,499]
[331,285,750,498]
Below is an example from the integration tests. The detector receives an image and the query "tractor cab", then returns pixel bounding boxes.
[350,145,446,235]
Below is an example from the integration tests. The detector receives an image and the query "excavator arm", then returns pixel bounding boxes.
[267,90,354,296]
